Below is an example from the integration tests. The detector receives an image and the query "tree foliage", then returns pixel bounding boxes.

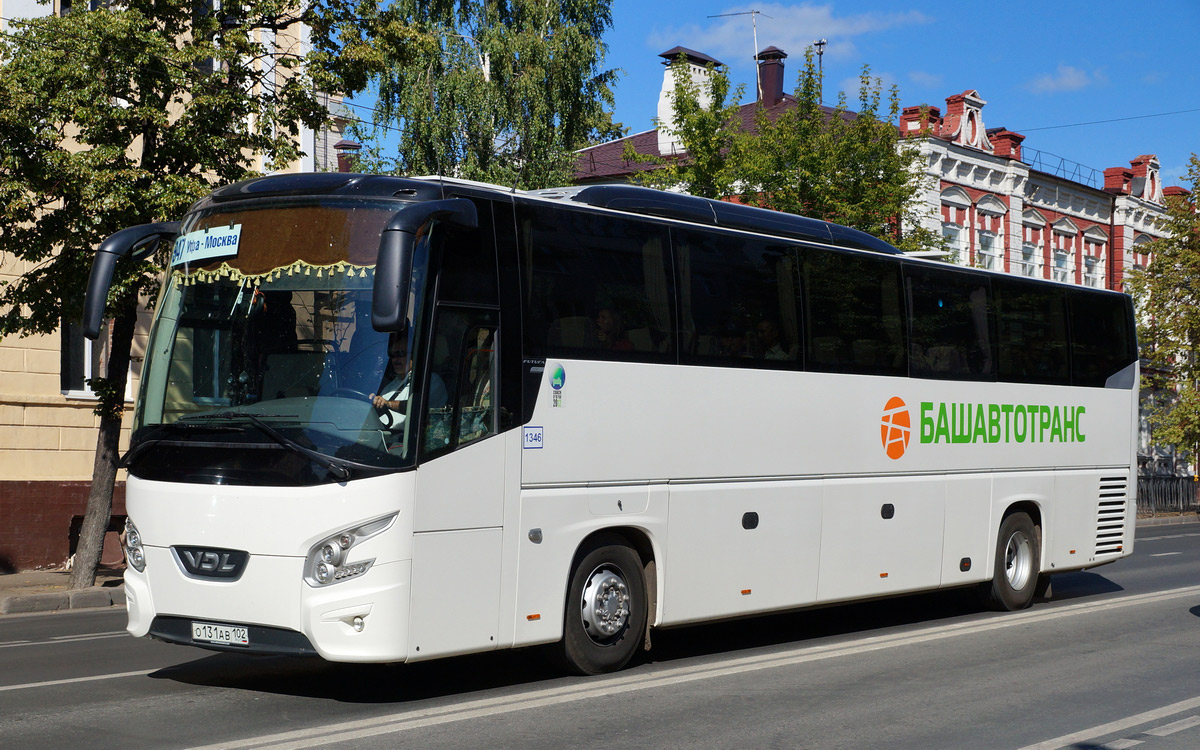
[341,0,622,189]
[1126,154,1200,459]
[0,2,329,585]
[628,48,942,253]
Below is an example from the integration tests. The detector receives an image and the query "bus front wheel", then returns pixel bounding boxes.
[559,536,647,675]
[981,512,1040,611]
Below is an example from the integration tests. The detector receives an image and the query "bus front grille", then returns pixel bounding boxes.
[1095,476,1129,557]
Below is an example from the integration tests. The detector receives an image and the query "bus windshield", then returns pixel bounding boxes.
[131,198,428,480]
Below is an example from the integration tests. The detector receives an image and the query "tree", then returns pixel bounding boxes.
[0,2,329,587]
[344,0,622,189]
[1126,154,1200,463]
[626,47,942,253]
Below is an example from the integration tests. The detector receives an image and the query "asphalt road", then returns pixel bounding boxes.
[2,523,1200,749]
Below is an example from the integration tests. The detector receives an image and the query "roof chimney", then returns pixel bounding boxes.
[900,105,942,137]
[656,47,723,156]
[756,46,787,107]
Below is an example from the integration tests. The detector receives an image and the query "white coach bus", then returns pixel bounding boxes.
[83,174,1138,675]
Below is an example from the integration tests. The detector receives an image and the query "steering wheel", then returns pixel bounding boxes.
[329,387,372,403]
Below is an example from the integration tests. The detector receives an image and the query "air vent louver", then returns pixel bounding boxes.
[1095,476,1128,556]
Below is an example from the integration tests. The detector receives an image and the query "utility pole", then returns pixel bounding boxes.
[813,38,827,103]
[708,10,772,102]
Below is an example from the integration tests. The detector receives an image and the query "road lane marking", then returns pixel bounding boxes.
[1103,740,1143,749]
[0,633,128,649]
[51,631,127,640]
[1020,696,1200,749]
[1150,552,1183,557]
[1145,715,1200,736]
[190,583,1200,750]
[1139,531,1200,542]
[0,669,153,693]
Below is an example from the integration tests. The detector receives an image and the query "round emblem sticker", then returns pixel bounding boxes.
[880,396,911,460]
[549,363,566,391]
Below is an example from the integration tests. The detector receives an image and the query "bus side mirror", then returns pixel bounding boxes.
[83,222,181,340]
[372,198,478,332]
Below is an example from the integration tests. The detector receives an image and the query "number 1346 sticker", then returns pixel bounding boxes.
[523,426,544,449]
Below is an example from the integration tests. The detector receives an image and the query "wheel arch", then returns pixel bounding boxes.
[569,525,660,630]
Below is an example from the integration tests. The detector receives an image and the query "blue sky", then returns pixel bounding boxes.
[602,0,1200,187]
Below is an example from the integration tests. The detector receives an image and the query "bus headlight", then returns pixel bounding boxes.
[125,518,146,572]
[304,513,397,588]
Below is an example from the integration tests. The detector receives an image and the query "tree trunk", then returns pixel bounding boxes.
[69,298,137,590]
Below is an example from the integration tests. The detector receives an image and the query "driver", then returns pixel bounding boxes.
[370,333,448,428]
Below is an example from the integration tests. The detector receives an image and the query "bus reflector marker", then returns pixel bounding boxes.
[880,573,888,578]
[741,589,751,595]
[526,614,540,621]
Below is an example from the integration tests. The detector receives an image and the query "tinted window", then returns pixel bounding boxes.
[676,230,802,368]
[906,265,994,381]
[1068,290,1136,387]
[437,200,499,305]
[993,278,1070,385]
[804,249,906,376]
[519,204,673,361]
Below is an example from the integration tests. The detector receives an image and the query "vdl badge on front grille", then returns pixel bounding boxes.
[172,546,249,580]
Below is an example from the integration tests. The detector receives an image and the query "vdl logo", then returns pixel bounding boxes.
[880,396,911,460]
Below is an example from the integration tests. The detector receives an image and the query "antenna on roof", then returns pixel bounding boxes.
[708,10,772,103]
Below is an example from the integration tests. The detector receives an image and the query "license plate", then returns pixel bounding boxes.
[191,621,250,646]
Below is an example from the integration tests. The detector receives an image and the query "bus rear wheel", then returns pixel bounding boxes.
[559,536,647,675]
[981,512,1040,611]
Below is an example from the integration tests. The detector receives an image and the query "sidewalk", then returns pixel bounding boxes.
[1,515,1196,616]
[0,565,126,615]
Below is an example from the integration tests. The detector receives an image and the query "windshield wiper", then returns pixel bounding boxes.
[120,420,247,468]
[232,412,352,481]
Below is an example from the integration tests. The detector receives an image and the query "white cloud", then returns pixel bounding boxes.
[908,71,944,89]
[1028,64,1105,94]
[647,2,932,68]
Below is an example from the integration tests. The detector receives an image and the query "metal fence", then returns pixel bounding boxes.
[1137,476,1197,515]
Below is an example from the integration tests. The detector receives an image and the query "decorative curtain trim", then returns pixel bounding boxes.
[171,261,373,286]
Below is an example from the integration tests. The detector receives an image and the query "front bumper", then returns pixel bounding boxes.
[126,555,412,663]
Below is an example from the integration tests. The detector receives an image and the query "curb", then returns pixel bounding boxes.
[0,585,125,616]
[1136,515,1200,527]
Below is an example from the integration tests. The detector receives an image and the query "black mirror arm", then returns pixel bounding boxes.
[82,221,181,340]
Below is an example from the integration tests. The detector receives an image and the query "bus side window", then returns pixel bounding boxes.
[905,265,995,381]
[519,204,674,363]
[994,279,1070,385]
[676,230,802,369]
[1067,290,1136,387]
[423,309,499,456]
[804,249,906,377]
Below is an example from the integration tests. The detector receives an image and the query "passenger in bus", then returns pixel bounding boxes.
[370,332,447,428]
[595,307,633,351]
[756,317,793,360]
[715,323,748,357]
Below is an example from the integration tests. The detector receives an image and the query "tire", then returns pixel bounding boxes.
[981,512,1040,611]
[557,535,647,676]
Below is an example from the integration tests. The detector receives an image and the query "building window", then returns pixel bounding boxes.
[1084,256,1103,288]
[1053,251,1071,283]
[942,223,966,261]
[977,231,999,271]
[1016,244,1039,278]
[60,320,103,398]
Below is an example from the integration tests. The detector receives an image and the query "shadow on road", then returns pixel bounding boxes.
[145,569,1125,705]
